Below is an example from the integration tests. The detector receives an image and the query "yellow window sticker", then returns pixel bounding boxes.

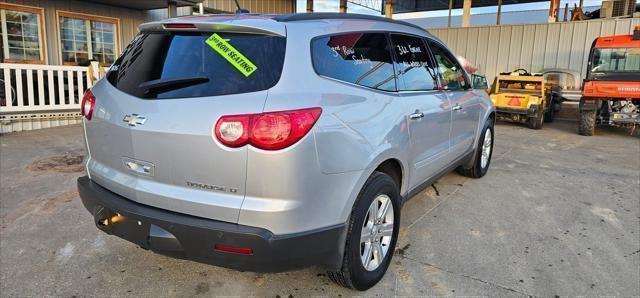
[205,33,257,77]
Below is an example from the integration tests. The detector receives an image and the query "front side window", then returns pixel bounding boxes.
[390,34,438,91]
[428,41,469,91]
[0,4,45,63]
[59,12,117,65]
[312,32,396,91]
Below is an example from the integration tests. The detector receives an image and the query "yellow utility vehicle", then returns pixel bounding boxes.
[490,69,548,129]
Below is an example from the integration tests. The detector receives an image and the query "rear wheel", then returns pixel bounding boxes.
[327,172,400,291]
[528,108,544,129]
[578,110,596,136]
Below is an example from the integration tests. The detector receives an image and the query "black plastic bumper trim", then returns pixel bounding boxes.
[77,176,346,272]
[496,104,540,116]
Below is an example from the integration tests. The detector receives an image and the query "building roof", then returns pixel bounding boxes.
[84,0,204,11]
[393,0,547,13]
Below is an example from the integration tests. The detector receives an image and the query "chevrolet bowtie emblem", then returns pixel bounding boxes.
[123,114,147,126]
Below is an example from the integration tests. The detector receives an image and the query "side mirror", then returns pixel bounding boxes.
[471,74,490,90]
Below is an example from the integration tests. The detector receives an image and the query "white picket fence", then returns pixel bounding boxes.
[0,63,107,133]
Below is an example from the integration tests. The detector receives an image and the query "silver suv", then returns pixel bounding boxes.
[78,13,495,290]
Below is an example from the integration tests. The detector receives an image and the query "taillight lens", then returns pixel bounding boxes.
[214,107,322,150]
[81,89,96,120]
[214,115,250,148]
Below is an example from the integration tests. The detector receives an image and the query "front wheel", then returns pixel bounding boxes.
[458,118,494,178]
[327,172,400,291]
[578,110,596,136]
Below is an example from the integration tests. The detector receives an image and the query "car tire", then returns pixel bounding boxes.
[458,118,494,178]
[578,110,596,136]
[327,172,401,291]
[528,108,544,129]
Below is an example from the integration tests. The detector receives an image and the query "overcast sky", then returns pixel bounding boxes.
[296,0,605,17]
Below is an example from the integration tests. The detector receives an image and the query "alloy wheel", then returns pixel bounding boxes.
[360,194,394,271]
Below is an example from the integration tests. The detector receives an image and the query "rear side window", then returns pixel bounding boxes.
[107,32,286,99]
[390,34,438,91]
[311,33,396,91]
[428,41,469,91]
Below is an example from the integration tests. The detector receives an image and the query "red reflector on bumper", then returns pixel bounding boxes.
[214,245,253,255]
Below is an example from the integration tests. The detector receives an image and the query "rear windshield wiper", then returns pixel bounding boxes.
[138,76,210,95]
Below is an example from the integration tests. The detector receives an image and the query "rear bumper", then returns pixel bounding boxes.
[496,104,540,116]
[77,176,346,272]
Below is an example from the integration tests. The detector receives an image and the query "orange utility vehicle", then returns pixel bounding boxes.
[579,26,640,135]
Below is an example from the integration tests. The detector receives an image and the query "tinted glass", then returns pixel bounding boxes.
[591,48,640,73]
[107,32,286,99]
[390,34,438,91]
[312,33,396,91]
[428,41,468,91]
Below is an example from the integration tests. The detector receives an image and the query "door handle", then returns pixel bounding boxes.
[409,110,424,120]
[452,104,463,111]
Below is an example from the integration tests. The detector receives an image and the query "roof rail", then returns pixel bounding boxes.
[272,13,427,33]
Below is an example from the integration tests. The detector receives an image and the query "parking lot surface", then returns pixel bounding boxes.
[1,121,639,297]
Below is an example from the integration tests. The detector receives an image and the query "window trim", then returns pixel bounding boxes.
[55,10,121,66]
[0,2,47,64]
[309,30,399,93]
[425,38,472,91]
[388,33,441,92]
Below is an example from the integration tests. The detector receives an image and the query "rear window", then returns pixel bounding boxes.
[311,33,396,91]
[107,32,286,99]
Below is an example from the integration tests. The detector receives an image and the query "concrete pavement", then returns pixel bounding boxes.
[1,121,638,296]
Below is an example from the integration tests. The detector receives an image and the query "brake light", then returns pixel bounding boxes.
[215,107,322,150]
[164,23,196,29]
[81,89,96,120]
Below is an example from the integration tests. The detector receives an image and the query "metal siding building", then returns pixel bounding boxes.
[429,18,640,83]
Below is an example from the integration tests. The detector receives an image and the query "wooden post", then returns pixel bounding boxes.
[496,0,502,25]
[385,0,393,18]
[448,0,453,27]
[306,0,313,12]
[461,0,472,27]
[340,0,347,13]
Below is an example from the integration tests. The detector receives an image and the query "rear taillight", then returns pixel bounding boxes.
[81,89,96,120]
[215,107,322,150]
[214,115,250,148]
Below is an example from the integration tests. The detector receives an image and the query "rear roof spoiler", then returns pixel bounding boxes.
[273,13,428,34]
[139,18,285,37]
